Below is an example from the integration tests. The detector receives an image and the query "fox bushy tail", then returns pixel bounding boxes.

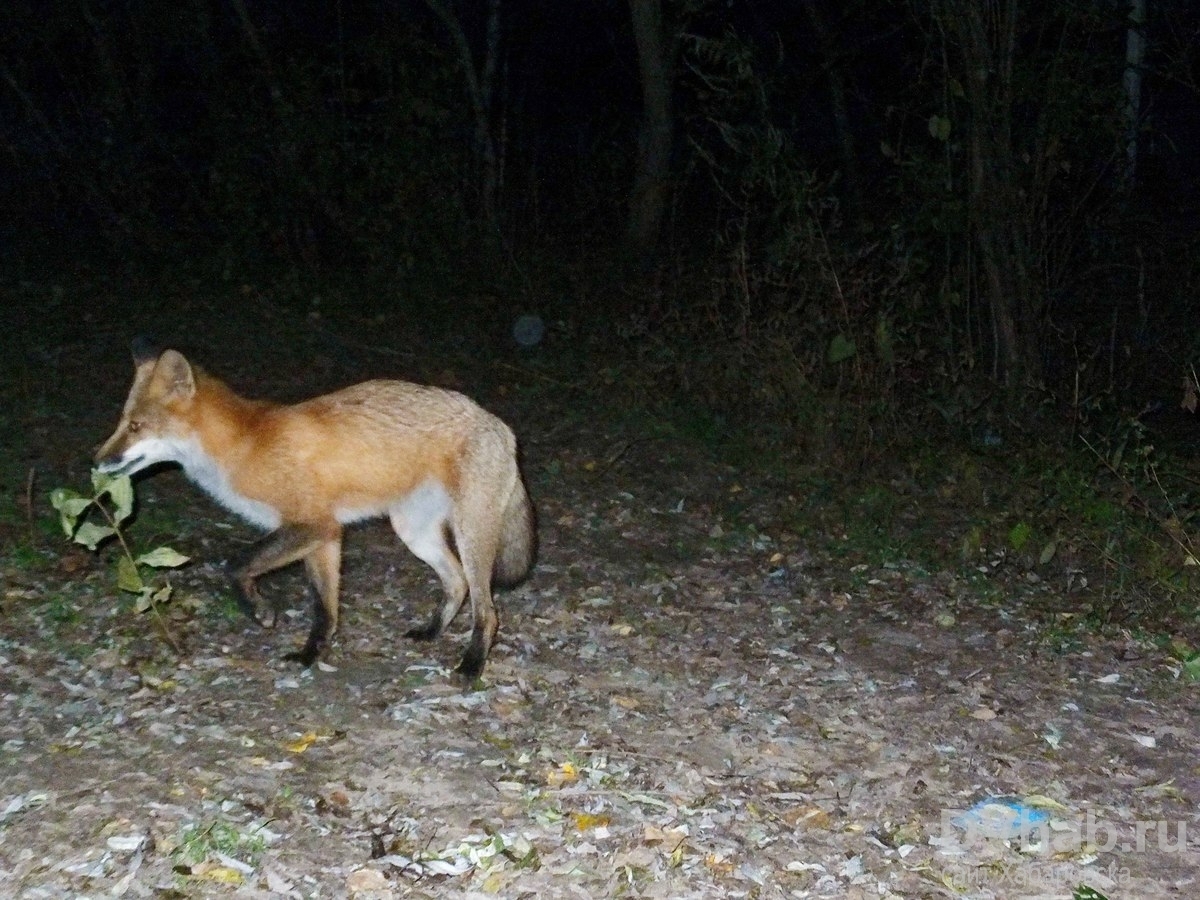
[494,477,536,587]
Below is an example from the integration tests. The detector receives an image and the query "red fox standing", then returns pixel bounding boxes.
[95,337,536,679]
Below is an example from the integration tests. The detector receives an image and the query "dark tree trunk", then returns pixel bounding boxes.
[801,0,863,227]
[940,0,1043,398]
[626,0,673,268]
[425,0,502,233]
[1122,0,1147,188]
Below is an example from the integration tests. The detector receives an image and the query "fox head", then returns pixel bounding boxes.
[94,338,199,477]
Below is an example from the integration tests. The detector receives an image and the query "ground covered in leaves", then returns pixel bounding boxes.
[1,281,1198,898]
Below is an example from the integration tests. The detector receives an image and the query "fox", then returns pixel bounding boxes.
[94,337,536,679]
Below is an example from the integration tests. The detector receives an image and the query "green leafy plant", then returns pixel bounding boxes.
[1008,521,1032,552]
[175,819,268,868]
[50,470,189,649]
[1168,638,1200,683]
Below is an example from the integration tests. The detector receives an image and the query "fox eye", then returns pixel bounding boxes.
[128,420,142,434]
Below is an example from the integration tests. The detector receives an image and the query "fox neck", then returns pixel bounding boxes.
[175,376,283,531]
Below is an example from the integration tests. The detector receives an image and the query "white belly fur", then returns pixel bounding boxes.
[382,480,453,540]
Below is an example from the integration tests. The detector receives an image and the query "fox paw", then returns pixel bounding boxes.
[284,642,321,667]
[405,620,441,642]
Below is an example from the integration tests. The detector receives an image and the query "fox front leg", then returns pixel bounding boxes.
[229,565,274,627]
[229,524,328,629]
[284,536,342,667]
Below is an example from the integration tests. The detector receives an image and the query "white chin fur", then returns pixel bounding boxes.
[173,436,283,530]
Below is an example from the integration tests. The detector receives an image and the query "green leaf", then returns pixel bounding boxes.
[73,521,116,551]
[50,487,87,512]
[1008,521,1032,552]
[50,489,93,536]
[1181,655,1200,683]
[135,587,154,613]
[827,334,857,364]
[91,468,117,494]
[135,585,171,613]
[104,474,136,524]
[135,547,190,569]
[117,555,144,593]
[57,497,94,518]
[1039,540,1057,565]
[928,114,952,141]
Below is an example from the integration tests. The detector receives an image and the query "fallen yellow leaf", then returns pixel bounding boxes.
[781,804,831,829]
[480,872,505,893]
[572,812,611,831]
[1023,793,1071,812]
[191,862,244,884]
[546,762,578,788]
[285,731,319,753]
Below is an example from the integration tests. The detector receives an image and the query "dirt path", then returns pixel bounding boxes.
[1,302,1198,898]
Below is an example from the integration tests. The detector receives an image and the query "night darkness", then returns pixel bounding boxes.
[5,3,1200,307]
[6,4,1200,894]
[3,0,1200,443]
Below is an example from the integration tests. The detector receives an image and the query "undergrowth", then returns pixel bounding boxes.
[4,251,1199,665]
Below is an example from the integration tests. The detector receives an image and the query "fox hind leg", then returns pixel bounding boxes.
[392,507,469,643]
[450,484,504,680]
[454,473,534,679]
[391,479,502,680]
[404,518,493,681]
[455,556,497,681]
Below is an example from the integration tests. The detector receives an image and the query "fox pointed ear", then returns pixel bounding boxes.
[155,349,196,400]
[130,335,160,367]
